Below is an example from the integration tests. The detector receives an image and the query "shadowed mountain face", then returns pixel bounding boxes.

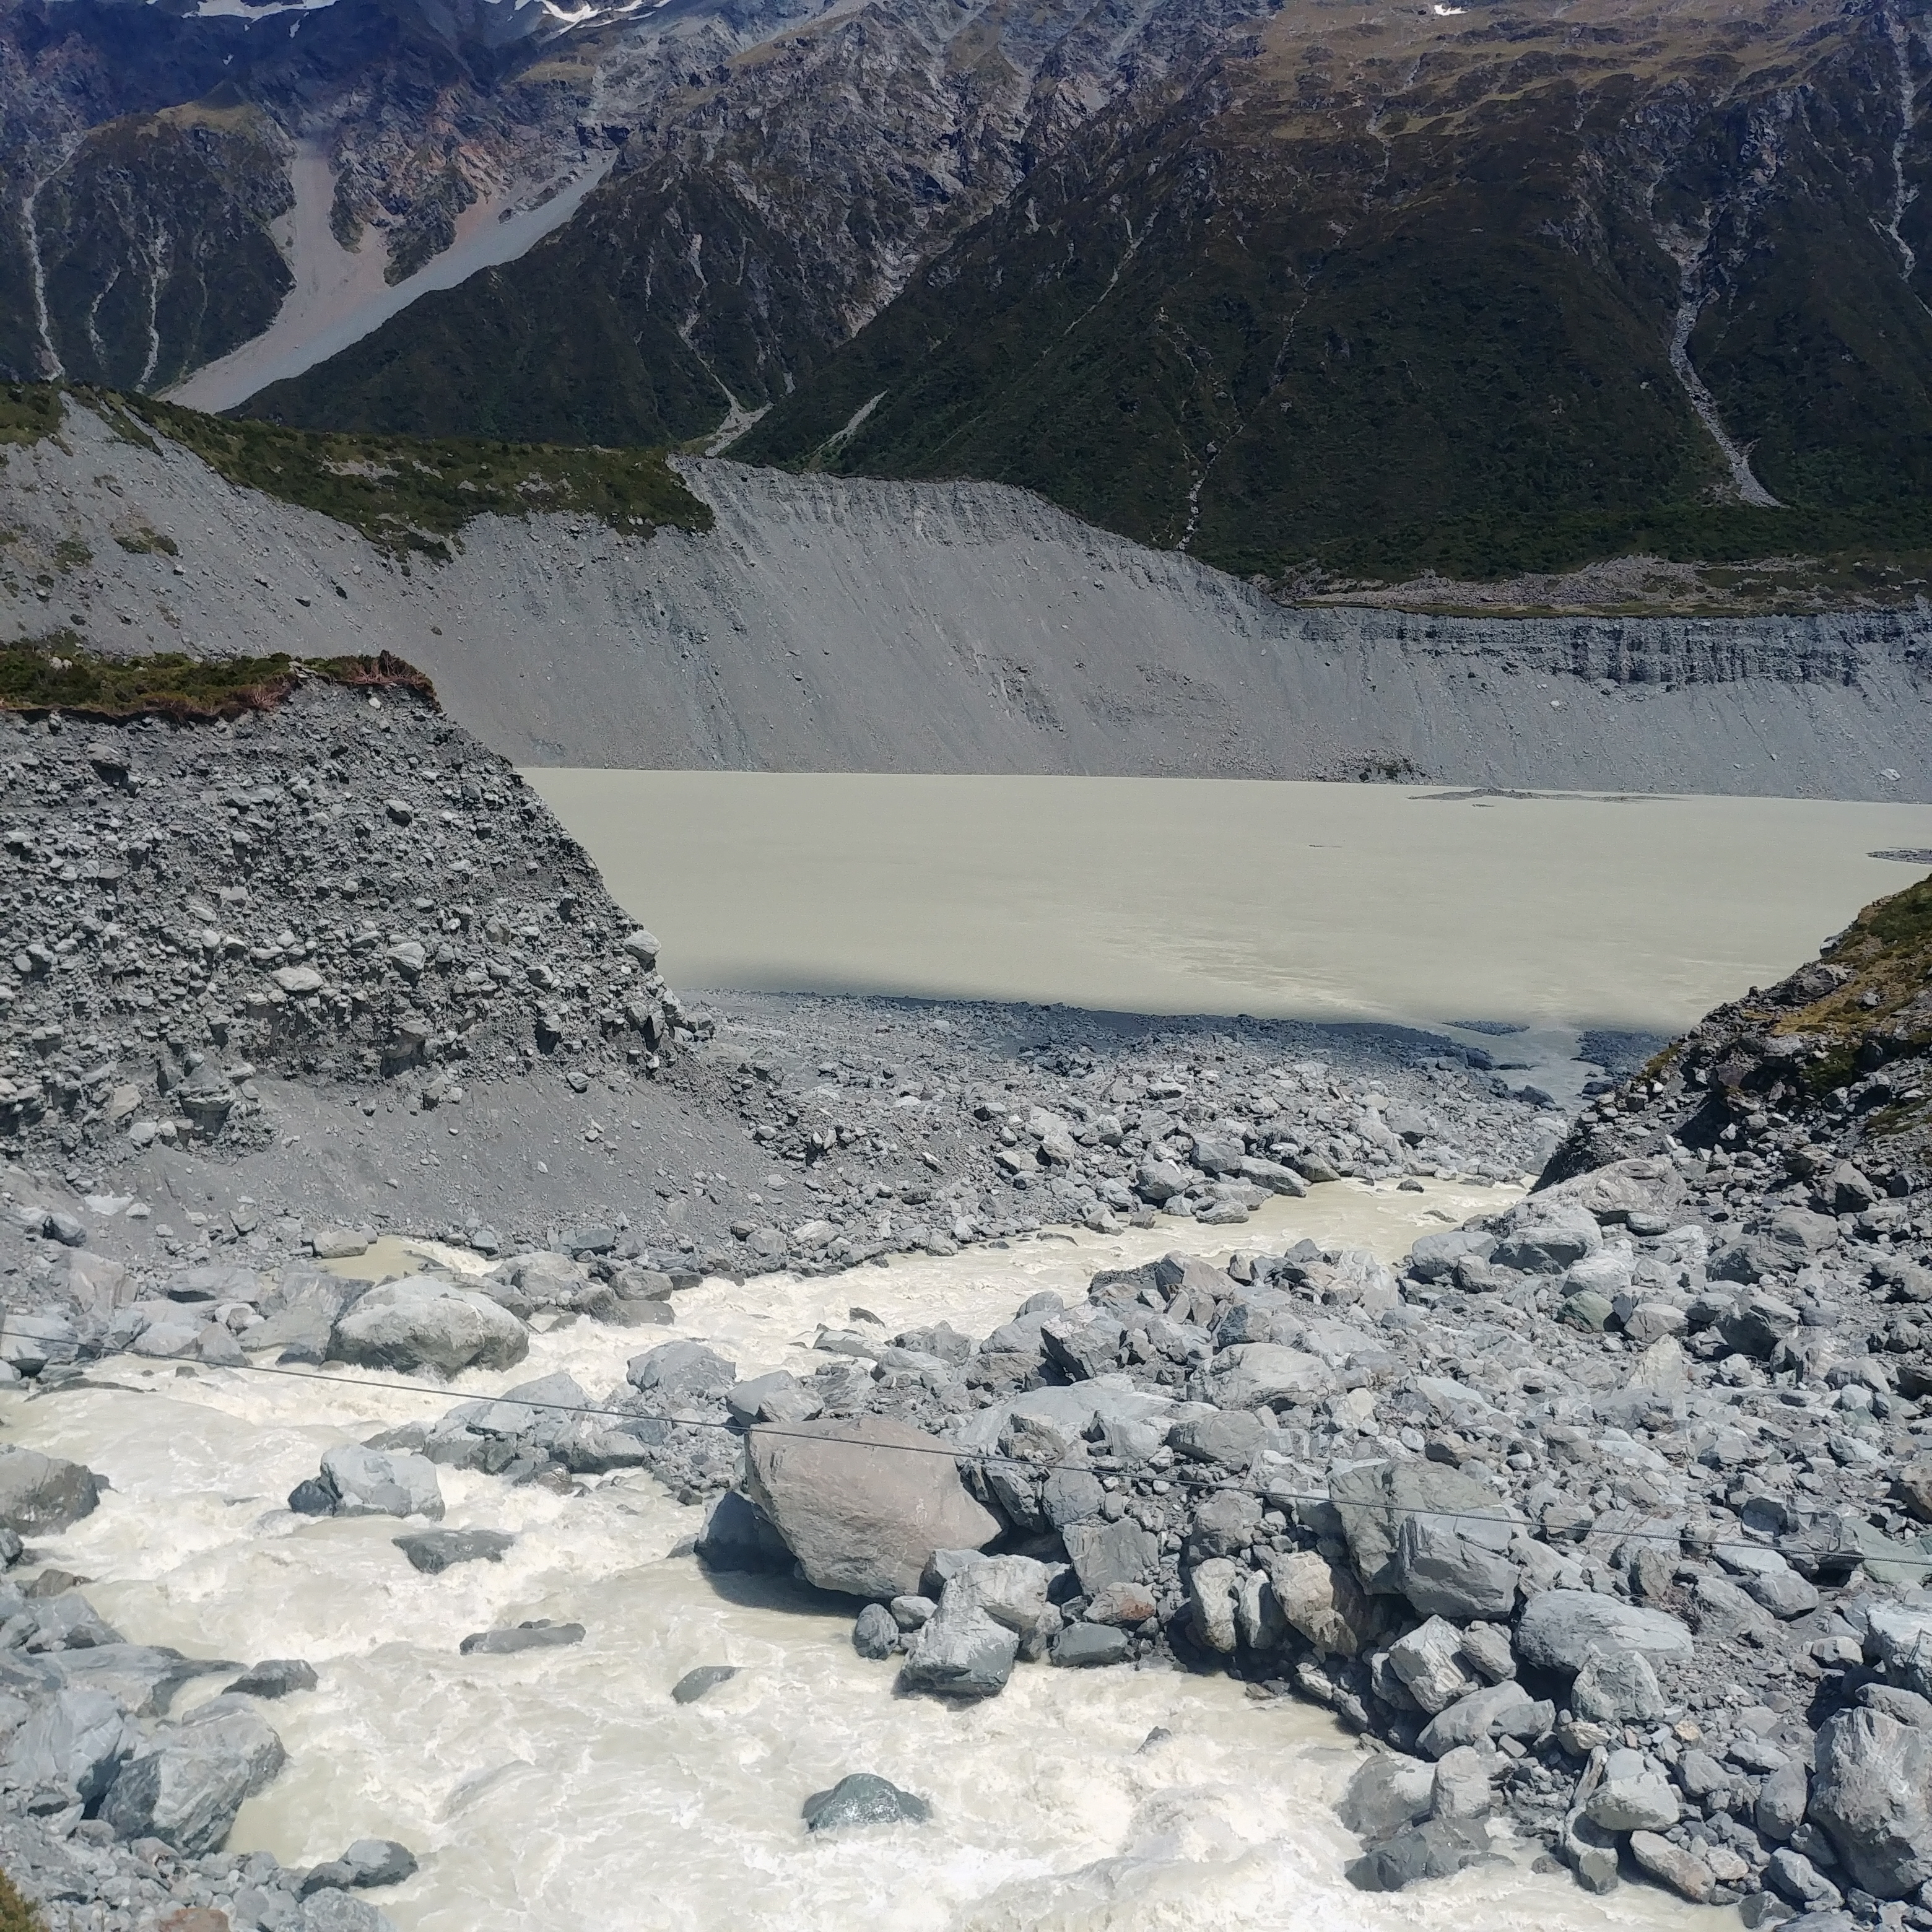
[733,0,1932,583]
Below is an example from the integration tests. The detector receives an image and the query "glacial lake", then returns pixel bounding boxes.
[528,772,1932,1039]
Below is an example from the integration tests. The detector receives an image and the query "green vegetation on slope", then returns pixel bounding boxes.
[241,168,852,450]
[1773,876,1932,1096]
[0,635,436,721]
[0,1869,42,1932]
[735,0,1932,590]
[0,386,64,448]
[112,391,713,557]
[32,100,296,393]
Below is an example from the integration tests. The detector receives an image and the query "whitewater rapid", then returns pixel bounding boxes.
[1,1183,1708,1931]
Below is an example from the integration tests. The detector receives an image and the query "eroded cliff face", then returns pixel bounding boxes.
[2,400,1929,796]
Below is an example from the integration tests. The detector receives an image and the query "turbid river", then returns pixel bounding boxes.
[6,1190,1708,1932]
[527,771,1932,1035]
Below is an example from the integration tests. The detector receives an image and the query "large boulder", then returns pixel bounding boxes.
[1414,1681,1547,1759]
[328,1279,528,1378]
[627,1341,736,1399]
[1393,1514,1519,1621]
[1489,1203,1601,1274]
[1338,1753,1435,1840]
[1061,1517,1160,1598]
[1266,1549,1385,1656]
[896,1593,1019,1700]
[5,1687,133,1802]
[802,1773,930,1831]
[742,1416,999,1600]
[1345,1817,1492,1891]
[101,1704,285,1855]
[53,1645,236,1719]
[1329,1461,1516,1595]
[314,1447,443,1521]
[0,1448,100,1533]
[942,1556,1056,1638]
[1211,1344,1334,1409]
[1513,1590,1694,1674]
[1809,1707,1932,1899]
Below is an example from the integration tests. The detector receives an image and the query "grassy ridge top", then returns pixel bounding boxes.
[9,388,713,559]
[1773,877,1932,1087]
[0,636,435,722]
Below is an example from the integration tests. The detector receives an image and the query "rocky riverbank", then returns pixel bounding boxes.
[646,874,1932,1930]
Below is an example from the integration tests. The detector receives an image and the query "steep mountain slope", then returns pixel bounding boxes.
[15,0,1932,598]
[3,393,1929,794]
[0,0,832,393]
[239,0,1270,445]
[736,0,1932,585]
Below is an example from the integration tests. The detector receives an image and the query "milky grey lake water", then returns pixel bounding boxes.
[528,772,1932,1037]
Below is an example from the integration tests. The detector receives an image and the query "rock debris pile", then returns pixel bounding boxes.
[0,677,700,1167]
[694,1013,1560,1276]
[0,676,1554,1278]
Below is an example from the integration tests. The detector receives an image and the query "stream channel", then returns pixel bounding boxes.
[2,1186,1710,1931]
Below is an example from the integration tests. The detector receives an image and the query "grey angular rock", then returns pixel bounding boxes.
[1808,1706,1932,1899]
[1211,1344,1333,1409]
[1061,1518,1160,1598]
[671,1665,739,1704]
[725,1371,820,1427]
[1329,1460,1517,1595]
[853,1604,899,1660]
[393,1529,514,1573]
[1490,1204,1601,1273]
[337,1838,418,1888]
[458,1621,585,1656]
[1050,1623,1129,1667]
[1265,1549,1383,1657]
[1187,1557,1242,1654]
[319,1446,443,1521]
[101,1705,285,1854]
[1570,1648,1665,1724]
[224,1659,318,1700]
[1430,1745,1492,1821]
[944,1555,1056,1637]
[742,1416,999,1601]
[896,1593,1018,1700]
[1759,1759,1810,1842]
[801,1773,930,1831]
[1513,1589,1694,1673]
[1337,1752,1435,1840]
[0,1448,100,1534]
[1344,1816,1492,1891]
[1168,1411,1266,1466]
[1394,1513,1520,1621]
[1629,1830,1715,1904]
[1416,1681,1546,1759]
[1722,1292,1802,1358]
[1387,1617,1476,1715]
[1585,1772,1679,1832]
[329,1279,529,1378]
[300,1893,397,1932]
[5,1687,130,1803]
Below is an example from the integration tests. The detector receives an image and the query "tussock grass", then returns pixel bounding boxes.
[0,635,435,722]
